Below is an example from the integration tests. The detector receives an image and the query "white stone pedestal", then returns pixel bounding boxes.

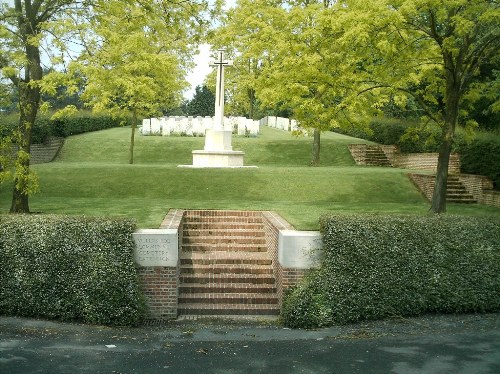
[204,130,233,151]
[190,129,245,167]
[192,149,245,167]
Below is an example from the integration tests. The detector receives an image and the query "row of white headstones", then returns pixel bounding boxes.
[140,115,303,137]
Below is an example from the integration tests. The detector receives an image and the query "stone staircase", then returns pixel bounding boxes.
[365,146,392,167]
[178,210,279,316]
[446,175,477,204]
[409,174,478,204]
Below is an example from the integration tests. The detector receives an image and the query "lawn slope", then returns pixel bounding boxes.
[1,126,497,229]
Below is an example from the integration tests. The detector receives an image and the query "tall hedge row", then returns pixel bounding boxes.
[1,114,127,144]
[459,135,500,189]
[282,215,500,328]
[0,215,145,326]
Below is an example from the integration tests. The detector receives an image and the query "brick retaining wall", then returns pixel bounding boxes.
[348,144,460,173]
[409,173,500,209]
[136,209,184,319]
[262,211,310,309]
[458,174,500,208]
[8,137,65,164]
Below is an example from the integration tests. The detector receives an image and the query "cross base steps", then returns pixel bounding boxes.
[191,150,245,168]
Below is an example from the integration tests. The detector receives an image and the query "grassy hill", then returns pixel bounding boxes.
[0,126,497,229]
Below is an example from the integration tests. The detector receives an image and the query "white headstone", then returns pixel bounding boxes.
[150,118,162,135]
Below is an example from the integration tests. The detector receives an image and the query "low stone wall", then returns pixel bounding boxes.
[408,173,500,209]
[30,137,65,164]
[408,173,435,200]
[262,211,322,309]
[349,144,461,173]
[395,152,460,173]
[262,211,293,310]
[458,174,500,208]
[134,209,184,319]
[7,137,64,165]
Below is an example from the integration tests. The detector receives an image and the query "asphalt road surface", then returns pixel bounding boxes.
[1,314,499,373]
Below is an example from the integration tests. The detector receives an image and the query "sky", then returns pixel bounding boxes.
[184,0,236,99]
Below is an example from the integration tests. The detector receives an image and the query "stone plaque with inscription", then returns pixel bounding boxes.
[278,230,323,269]
[133,229,178,267]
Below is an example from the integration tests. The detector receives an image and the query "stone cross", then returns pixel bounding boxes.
[210,49,233,130]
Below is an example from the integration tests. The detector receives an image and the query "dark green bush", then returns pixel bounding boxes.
[458,134,500,190]
[282,215,500,328]
[52,115,127,138]
[1,113,126,143]
[0,215,146,326]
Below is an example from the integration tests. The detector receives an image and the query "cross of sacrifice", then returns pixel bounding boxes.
[210,49,233,129]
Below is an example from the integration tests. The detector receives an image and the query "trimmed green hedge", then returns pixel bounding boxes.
[0,215,145,326]
[458,134,500,190]
[282,215,500,328]
[1,113,127,144]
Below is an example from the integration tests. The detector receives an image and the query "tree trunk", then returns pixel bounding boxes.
[248,88,255,119]
[129,110,137,164]
[430,55,461,213]
[430,128,452,213]
[310,128,321,166]
[10,40,42,213]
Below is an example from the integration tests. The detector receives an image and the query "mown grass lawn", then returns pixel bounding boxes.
[0,126,497,229]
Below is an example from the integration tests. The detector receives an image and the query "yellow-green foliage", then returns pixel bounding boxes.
[0,215,145,326]
[282,215,500,328]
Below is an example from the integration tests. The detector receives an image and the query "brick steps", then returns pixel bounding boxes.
[181,252,271,266]
[181,265,274,275]
[446,176,477,203]
[183,237,266,245]
[183,229,266,237]
[178,303,280,316]
[180,274,276,285]
[183,223,264,230]
[179,293,279,304]
[365,147,392,167]
[179,284,277,294]
[409,174,478,204]
[182,243,268,252]
[178,210,279,317]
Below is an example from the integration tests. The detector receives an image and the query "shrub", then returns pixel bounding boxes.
[0,215,146,326]
[52,114,127,138]
[0,112,127,143]
[281,215,500,328]
[458,134,500,190]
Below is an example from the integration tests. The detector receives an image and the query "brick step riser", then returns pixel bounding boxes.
[184,210,262,217]
[183,230,266,238]
[181,268,274,275]
[183,223,264,230]
[183,217,263,224]
[183,237,266,244]
[178,297,279,305]
[182,245,268,253]
[179,286,277,294]
[180,259,272,266]
[177,308,280,316]
[180,277,275,285]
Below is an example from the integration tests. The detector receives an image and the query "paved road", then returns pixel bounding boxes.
[1,314,499,373]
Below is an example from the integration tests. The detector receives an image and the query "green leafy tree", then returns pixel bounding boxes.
[0,0,90,213]
[332,0,500,212]
[214,0,376,166]
[185,85,215,117]
[75,0,217,164]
